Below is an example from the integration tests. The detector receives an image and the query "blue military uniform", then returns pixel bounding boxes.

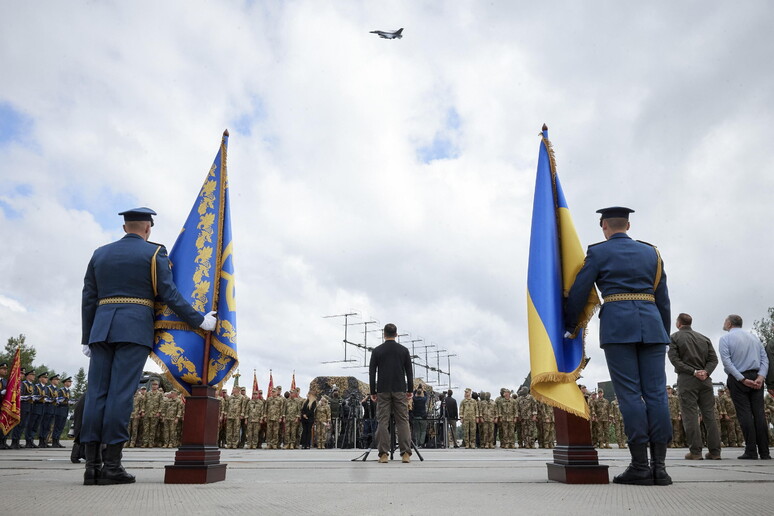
[28,372,48,446]
[39,375,59,447]
[52,378,72,448]
[12,371,36,448]
[565,207,672,485]
[81,208,205,448]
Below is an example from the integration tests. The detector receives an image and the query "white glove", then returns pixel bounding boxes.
[200,311,218,331]
[1,389,6,396]
[564,331,573,339]
[82,344,92,358]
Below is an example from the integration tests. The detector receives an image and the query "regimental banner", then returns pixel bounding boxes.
[153,131,238,394]
[0,347,22,434]
[526,126,598,419]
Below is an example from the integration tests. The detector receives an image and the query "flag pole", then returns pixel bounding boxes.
[165,129,230,485]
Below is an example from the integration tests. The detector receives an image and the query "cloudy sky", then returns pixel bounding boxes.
[1,1,773,394]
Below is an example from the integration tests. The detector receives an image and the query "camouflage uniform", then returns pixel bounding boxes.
[610,399,627,448]
[226,390,247,448]
[217,391,228,448]
[496,392,518,448]
[494,389,505,448]
[517,391,538,449]
[590,394,611,448]
[128,390,144,447]
[537,400,555,449]
[266,388,286,449]
[284,390,303,449]
[764,393,774,445]
[315,398,331,449]
[459,389,480,449]
[667,388,684,447]
[718,389,741,447]
[163,394,183,447]
[246,395,266,449]
[479,393,496,449]
[141,386,164,447]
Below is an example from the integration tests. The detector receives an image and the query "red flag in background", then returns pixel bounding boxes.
[291,371,296,392]
[252,370,259,396]
[0,347,22,434]
[268,370,274,396]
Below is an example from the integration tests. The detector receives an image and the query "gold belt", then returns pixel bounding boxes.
[603,293,655,303]
[98,297,154,308]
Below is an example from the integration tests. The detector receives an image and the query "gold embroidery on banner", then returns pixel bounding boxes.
[155,331,201,384]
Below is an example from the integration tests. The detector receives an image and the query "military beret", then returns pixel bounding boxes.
[38,371,48,379]
[119,207,157,226]
[597,206,634,222]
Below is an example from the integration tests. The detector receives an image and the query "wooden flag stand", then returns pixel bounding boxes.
[165,334,227,484]
[546,408,609,484]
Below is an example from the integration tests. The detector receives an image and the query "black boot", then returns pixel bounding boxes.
[25,439,37,448]
[99,443,135,485]
[11,439,21,449]
[613,443,654,485]
[650,442,672,486]
[0,438,8,449]
[53,439,65,449]
[71,441,82,463]
[83,442,103,485]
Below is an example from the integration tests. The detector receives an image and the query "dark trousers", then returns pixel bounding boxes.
[53,408,69,442]
[28,407,43,439]
[300,417,313,448]
[40,407,55,441]
[604,343,672,445]
[375,392,411,456]
[12,403,32,440]
[677,373,721,455]
[727,372,770,457]
[81,342,149,444]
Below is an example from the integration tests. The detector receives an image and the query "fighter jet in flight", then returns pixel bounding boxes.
[370,28,403,39]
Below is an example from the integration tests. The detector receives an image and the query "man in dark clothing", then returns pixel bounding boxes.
[444,390,459,448]
[369,323,413,463]
[412,385,428,447]
[668,313,721,460]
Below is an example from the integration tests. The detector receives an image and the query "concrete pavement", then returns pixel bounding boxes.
[1,444,773,515]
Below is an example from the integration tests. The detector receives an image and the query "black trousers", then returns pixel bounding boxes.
[727,372,770,457]
[300,418,314,448]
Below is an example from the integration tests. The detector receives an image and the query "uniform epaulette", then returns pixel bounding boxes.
[587,241,605,248]
[147,241,167,251]
[636,240,656,247]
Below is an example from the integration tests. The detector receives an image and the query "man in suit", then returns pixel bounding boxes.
[668,313,721,460]
[565,207,672,486]
[369,323,413,463]
[81,207,216,485]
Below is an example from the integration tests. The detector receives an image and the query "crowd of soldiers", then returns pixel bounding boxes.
[0,368,75,450]
[126,380,184,448]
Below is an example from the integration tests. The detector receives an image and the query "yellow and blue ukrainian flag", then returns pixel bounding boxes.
[527,126,598,419]
[153,130,238,394]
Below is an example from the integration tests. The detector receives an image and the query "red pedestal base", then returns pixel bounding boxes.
[546,407,609,484]
[165,385,227,484]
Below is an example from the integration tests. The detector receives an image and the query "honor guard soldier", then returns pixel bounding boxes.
[565,207,672,485]
[80,207,216,485]
[29,371,48,447]
[11,369,36,448]
[52,376,73,448]
[39,373,60,448]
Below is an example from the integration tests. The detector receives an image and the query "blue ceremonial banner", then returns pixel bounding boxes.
[526,126,598,419]
[153,131,238,394]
